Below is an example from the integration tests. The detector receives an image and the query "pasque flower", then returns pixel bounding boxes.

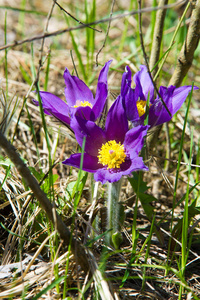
[33,60,112,125]
[63,96,149,184]
[121,65,198,127]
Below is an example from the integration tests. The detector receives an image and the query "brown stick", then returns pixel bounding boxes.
[149,0,169,77]
[0,130,92,278]
[147,0,168,153]
[148,1,200,153]
[169,0,200,87]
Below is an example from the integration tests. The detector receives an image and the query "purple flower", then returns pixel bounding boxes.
[121,65,198,127]
[33,60,112,125]
[63,96,149,184]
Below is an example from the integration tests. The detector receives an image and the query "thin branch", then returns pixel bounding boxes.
[0,1,187,52]
[169,0,200,87]
[149,0,168,77]
[153,154,200,169]
[95,0,116,65]
[53,0,101,32]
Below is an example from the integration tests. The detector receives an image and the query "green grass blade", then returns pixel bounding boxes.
[180,127,193,287]
[64,15,87,82]
[44,49,51,91]
[167,84,195,267]
[85,0,96,72]
[172,84,195,216]
[25,103,41,164]
[118,0,134,59]
[0,5,47,15]
[4,11,8,98]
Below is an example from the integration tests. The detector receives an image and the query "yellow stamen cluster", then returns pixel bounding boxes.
[98,140,126,169]
[73,100,93,108]
[136,100,147,117]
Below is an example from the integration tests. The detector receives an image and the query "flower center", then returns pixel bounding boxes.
[98,140,126,169]
[136,100,147,117]
[73,100,93,108]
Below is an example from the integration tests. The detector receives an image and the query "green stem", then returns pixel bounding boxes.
[106,179,123,248]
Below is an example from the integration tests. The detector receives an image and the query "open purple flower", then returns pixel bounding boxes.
[63,96,149,184]
[33,60,112,126]
[121,65,198,127]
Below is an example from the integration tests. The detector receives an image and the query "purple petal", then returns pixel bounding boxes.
[105,96,129,143]
[171,85,199,114]
[94,166,124,184]
[70,116,106,156]
[94,156,148,184]
[92,82,108,120]
[63,153,101,172]
[92,61,112,120]
[33,99,52,116]
[63,68,94,107]
[72,106,95,122]
[97,60,112,84]
[121,66,132,97]
[148,86,175,127]
[124,87,140,122]
[133,65,154,102]
[124,125,149,157]
[34,92,71,125]
[122,156,148,174]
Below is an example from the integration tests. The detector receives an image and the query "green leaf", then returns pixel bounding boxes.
[42,174,59,193]
[138,192,156,220]
[128,173,149,193]
[20,65,32,85]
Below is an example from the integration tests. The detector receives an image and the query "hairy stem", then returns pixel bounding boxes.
[107,179,123,248]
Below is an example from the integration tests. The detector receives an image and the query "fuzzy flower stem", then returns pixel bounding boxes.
[106,178,123,248]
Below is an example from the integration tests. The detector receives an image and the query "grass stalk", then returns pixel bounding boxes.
[18,0,26,40]
[4,11,8,98]
[179,128,193,298]
[44,49,51,92]
[132,171,141,252]
[106,178,123,248]
[167,84,194,270]
[141,213,155,290]
[118,0,134,59]
[85,0,96,73]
